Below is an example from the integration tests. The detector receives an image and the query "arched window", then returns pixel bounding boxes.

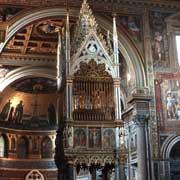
[0,136,5,157]
[0,135,8,158]
[25,169,44,180]
[17,137,28,159]
[41,137,53,158]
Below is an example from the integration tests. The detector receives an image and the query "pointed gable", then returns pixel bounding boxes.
[71,0,115,78]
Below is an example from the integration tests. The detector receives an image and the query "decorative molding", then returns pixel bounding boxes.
[0,0,179,12]
[0,55,56,66]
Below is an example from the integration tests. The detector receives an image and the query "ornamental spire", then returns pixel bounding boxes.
[73,0,98,54]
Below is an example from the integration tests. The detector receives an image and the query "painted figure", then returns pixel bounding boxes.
[0,99,11,120]
[103,129,115,148]
[74,129,86,147]
[14,100,24,123]
[8,107,14,122]
[167,92,176,119]
[89,128,101,148]
[152,31,163,62]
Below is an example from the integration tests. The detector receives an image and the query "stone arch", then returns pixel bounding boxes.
[166,12,180,22]
[0,7,146,88]
[41,136,53,158]
[0,66,56,92]
[0,134,8,158]
[17,136,28,159]
[25,169,44,180]
[162,135,180,159]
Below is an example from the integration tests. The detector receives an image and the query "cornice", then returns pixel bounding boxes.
[0,55,56,66]
[0,0,179,13]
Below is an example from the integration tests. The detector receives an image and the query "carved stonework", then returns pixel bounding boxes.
[25,169,44,180]
[133,113,149,127]
[0,65,9,79]
[74,154,115,166]
[72,0,111,58]
[74,59,111,80]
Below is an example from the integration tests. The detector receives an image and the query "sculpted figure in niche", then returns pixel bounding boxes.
[14,100,24,123]
[0,99,11,120]
[48,103,56,126]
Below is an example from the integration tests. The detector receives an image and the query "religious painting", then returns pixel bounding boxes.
[88,128,101,148]
[74,128,86,147]
[149,11,171,68]
[117,15,142,42]
[103,128,115,148]
[163,80,180,120]
[155,73,180,123]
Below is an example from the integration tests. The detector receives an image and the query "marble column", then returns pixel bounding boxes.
[66,77,73,121]
[119,163,125,180]
[134,114,148,180]
[113,78,121,121]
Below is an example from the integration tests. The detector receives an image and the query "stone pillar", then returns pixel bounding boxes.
[114,159,120,180]
[119,163,125,180]
[134,114,148,180]
[67,159,76,180]
[91,168,96,180]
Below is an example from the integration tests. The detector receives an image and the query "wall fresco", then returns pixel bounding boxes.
[74,128,86,147]
[117,15,142,42]
[155,73,180,123]
[88,128,101,148]
[103,128,115,148]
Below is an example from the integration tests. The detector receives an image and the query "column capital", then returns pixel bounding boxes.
[132,113,149,127]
